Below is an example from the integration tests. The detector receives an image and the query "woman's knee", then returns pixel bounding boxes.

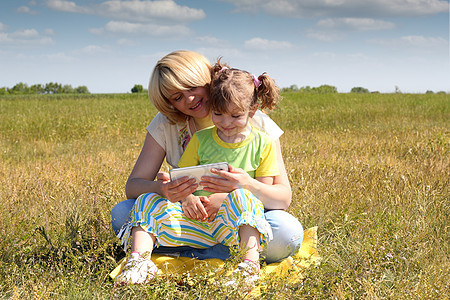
[110,193,166,235]
[262,210,304,264]
[110,199,136,234]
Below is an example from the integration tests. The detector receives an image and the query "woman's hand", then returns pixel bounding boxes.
[181,194,209,221]
[199,165,252,194]
[157,172,198,203]
[203,193,227,222]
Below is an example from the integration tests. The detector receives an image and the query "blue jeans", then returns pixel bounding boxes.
[111,198,304,264]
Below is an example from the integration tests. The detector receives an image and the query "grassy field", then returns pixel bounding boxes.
[0,92,448,299]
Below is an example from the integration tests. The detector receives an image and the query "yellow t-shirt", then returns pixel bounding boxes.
[178,126,279,179]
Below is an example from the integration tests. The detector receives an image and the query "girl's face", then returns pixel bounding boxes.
[168,87,210,119]
[212,103,258,142]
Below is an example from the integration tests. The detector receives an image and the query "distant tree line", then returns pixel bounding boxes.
[0,82,90,95]
[281,84,339,94]
[131,84,148,94]
[282,84,374,94]
[350,87,370,93]
[426,90,447,95]
[282,84,447,94]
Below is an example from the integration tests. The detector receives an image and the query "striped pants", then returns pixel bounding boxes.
[118,188,273,252]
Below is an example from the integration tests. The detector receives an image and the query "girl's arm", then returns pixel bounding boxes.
[249,138,292,209]
[125,132,197,201]
[203,192,228,222]
[180,194,208,221]
[200,139,292,210]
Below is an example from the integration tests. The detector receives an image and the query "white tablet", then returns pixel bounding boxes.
[169,162,229,190]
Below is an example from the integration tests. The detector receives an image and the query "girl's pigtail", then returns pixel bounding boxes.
[212,57,230,79]
[256,73,281,111]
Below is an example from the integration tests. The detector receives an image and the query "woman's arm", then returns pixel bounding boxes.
[125,133,166,199]
[200,139,292,210]
[125,132,197,200]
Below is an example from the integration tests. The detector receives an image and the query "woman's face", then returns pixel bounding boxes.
[168,87,210,119]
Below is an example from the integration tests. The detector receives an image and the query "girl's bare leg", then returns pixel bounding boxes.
[115,227,158,285]
[131,226,156,255]
[223,224,261,286]
[238,224,260,263]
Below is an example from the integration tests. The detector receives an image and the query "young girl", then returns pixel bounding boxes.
[115,61,284,285]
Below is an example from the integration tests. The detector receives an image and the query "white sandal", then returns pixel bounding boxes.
[223,259,260,287]
[115,252,159,285]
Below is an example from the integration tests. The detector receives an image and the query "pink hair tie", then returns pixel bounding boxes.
[252,74,261,88]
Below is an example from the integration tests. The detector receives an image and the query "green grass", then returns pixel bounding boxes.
[0,93,448,299]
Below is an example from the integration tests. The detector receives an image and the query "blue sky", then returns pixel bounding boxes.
[0,0,449,93]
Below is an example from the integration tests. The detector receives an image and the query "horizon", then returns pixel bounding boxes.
[1,0,449,94]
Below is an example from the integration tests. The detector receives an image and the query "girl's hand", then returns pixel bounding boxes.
[181,195,209,221]
[202,193,227,222]
[199,165,252,194]
[157,172,198,203]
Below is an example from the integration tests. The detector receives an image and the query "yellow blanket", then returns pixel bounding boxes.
[110,227,320,293]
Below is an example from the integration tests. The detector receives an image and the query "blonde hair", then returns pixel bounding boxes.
[148,50,212,124]
[210,59,281,114]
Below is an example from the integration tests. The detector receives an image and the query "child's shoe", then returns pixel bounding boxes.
[223,259,260,287]
[115,252,159,285]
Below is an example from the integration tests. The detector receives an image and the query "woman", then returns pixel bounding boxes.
[111,50,303,264]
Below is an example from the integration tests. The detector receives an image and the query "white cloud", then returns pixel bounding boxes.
[46,0,205,23]
[76,45,108,55]
[96,0,205,23]
[11,29,40,39]
[312,51,338,60]
[346,53,370,61]
[222,0,448,17]
[41,52,76,62]
[91,21,192,36]
[45,0,90,13]
[368,35,449,48]
[16,6,40,15]
[400,35,448,47]
[116,38,139,46]
[37,45,109,62]
[195,36,230,47]
[0,22,8,32]
[307,30,345,42]
[47,0,205,39]
[44,29,55,35]
[383,0,449,16]
[88,27,103,35]
[308,17,395,42]
[0,33,9,43]
[244,38,293,50]
[317,18,395,31]
[0,28,54,46]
